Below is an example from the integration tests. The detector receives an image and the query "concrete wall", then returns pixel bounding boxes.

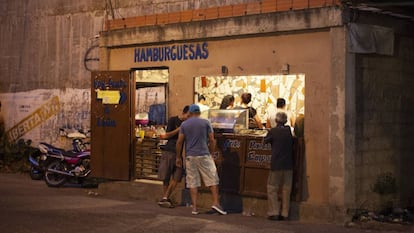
[354,35,414,208]
[0,0,257,144]
[350,12,414,209]
[0,0,105,92]
[0,89,90,148]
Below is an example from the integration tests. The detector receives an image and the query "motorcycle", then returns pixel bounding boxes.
[28,149,46,180]
[43,143,91,187]
[28,130,90,185]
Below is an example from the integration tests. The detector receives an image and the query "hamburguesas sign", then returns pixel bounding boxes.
[134,42,208,62]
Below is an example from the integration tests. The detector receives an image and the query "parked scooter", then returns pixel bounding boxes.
[28,130,90,183]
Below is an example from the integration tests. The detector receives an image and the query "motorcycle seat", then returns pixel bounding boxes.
[61,150,80,157]
[40,143,65,153]
[40,142,79,157]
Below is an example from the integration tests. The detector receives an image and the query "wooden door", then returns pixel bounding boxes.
[90,71,135,180]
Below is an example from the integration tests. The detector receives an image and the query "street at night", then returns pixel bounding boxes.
[0,173,411,233]
[1,1,414,232]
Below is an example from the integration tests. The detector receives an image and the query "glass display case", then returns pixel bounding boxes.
[208,109,249,133]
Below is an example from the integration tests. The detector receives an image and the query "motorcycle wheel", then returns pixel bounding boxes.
[29,166,44,180]
[44,160,67,187]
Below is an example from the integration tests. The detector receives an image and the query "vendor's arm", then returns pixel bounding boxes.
[266,118,271,128]
[162,127,180,139]
[254,114,264,129]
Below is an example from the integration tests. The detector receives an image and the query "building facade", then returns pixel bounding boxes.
[1,0,413,222]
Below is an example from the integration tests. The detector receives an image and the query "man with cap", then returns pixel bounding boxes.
[264,112,293,221]
[176,104,227,215]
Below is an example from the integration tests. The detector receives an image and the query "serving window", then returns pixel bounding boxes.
[194,74,305,122]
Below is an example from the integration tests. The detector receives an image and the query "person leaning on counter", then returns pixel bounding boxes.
[157,105,190,208]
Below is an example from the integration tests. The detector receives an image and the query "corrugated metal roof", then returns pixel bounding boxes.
[345,0,414,21]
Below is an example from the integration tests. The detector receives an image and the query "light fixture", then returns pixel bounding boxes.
[281,64,290,74]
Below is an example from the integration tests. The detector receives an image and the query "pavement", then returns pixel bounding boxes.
[96,179,414,232]
[0,173,412,233]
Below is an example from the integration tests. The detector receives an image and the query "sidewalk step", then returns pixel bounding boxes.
[97,179,301,219]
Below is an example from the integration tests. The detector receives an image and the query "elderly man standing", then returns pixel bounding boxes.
[176,104,227,215]
[264,112,294,221]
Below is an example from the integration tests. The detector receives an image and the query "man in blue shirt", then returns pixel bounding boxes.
[176,104,227,215]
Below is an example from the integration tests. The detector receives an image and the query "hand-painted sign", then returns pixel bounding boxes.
[134,42,209,63]
[245,139,271,167]
[93,79,127,89]
[6,96,60,142]
[223,139,241,151]
[97,90,121,104]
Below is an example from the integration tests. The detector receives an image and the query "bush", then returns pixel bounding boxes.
[371,172,398,195]
[0,138,36,173]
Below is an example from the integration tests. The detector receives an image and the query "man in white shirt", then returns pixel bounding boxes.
[266,98,295,132]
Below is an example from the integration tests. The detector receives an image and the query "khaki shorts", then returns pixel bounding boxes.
[158,150,183,185]
[185,155,219,188]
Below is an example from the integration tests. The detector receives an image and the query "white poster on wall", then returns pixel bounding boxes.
[0,88,90,148]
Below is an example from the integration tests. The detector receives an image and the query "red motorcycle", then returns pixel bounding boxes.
[33,131,91,187]
[43,145,90,187]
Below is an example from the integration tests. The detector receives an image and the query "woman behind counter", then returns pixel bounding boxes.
[235,93,263,129]
[219,95,235,109]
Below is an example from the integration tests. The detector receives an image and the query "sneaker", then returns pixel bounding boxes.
[211,205,227,215]
[158,198,172,208]
[267,215,286,221]
[267,215,279,221]
[278,216,286,221]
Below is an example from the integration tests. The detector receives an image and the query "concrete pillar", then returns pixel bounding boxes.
[328,26,356,221]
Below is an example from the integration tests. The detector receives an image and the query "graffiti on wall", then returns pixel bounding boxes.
[6,96,60,142]
[0,88,90,148]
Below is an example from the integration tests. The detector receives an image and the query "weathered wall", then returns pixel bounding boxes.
[0,89,90,148]
[348,10,414,209]
[0,0,105,92]
[354,34,414,208]
[0,0,256,144]
[1,0,229,92]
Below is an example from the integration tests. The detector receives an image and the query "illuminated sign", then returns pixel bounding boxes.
[134,42,209,62]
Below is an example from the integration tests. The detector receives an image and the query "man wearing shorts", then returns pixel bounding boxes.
[158,105,190,208]
[176,104,227,215]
